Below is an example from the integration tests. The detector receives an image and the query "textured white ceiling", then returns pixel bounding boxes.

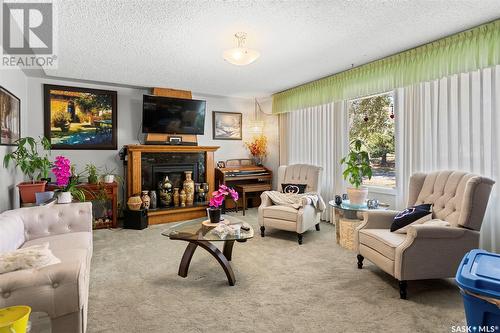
[44,0,500,97]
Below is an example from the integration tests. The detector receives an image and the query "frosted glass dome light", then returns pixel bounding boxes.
[223,32,260,66]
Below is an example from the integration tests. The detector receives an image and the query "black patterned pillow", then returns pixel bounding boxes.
[390,204,433,233]
[281,183,307,194]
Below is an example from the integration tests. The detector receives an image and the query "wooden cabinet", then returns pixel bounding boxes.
[47,182,118,229]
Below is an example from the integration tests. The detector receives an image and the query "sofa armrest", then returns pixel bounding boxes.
[394,227,479,280]
[260,191,274,208]
[0,259,86,317]
[407,225,466,239]
[3,202,93,242]
[357,210,399,230]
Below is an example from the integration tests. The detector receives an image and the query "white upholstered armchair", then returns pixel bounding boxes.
[355,171,495,299]
[258,164,323,244]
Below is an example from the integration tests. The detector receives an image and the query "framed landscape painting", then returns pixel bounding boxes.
[212,111,242,140]
[44,84,117,150]
[0,86,21,145]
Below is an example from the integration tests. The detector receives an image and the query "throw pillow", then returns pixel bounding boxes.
[281,183,307,194]
[0,243,60,274]
[391,204,433,233]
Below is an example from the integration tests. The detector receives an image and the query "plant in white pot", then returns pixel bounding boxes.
[340,139,372,207]
[101,166,121,184]
[52,156,86,203]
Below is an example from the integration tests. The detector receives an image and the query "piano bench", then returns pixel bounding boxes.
[235,183,273,216]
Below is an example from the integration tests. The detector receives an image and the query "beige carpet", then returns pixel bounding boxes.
[88,208,466,332]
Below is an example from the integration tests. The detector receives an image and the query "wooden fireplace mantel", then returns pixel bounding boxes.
[125,144,220,224]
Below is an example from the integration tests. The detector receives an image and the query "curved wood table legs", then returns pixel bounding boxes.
[177,240,236,286]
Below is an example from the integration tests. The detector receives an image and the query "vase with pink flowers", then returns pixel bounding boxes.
[52,156,86,203]
[207,185,239,223]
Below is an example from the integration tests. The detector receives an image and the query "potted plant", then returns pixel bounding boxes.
[3,137,52,204]
[101,166,121,184]
[245,135,267,166]
[84,163,100,184]
[208,185,239,223]
[52,156,86,203]
[340,139,372,207]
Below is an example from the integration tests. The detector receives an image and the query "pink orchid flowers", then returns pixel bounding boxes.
[52,156,72,187]
[209,184,239,208]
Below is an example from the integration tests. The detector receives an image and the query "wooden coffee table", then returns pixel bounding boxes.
[162,215,253,286]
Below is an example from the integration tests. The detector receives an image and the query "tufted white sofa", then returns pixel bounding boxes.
[355,171,495,299]
[0,202,93,333]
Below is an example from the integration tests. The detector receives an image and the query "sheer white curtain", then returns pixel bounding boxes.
[395,65,500,252]
[279,101,349,220]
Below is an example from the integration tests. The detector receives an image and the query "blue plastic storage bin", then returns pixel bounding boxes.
[456,249,500,327]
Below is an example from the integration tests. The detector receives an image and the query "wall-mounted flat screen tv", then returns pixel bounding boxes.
[142,95,206,135]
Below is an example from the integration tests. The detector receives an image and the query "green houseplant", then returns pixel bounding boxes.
[101,166,122,184]
[340,139,372,206]
[84,163,100,184]
[3,137,52,203]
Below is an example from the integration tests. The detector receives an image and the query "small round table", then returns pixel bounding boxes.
[328,200,389,251]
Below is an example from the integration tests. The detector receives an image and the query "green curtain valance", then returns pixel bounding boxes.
[272,19,500,114]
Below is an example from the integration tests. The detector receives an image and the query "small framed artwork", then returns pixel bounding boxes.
[44,84,117,150]
[0,86,21,145]
[212,111,242,140]
[217,161,226,168]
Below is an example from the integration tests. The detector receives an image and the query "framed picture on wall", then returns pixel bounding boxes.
[0,86,21,146]
[44,84,117,150]
[212,111,242,140]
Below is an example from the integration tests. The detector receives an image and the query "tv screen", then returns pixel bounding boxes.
[142,95,206,135]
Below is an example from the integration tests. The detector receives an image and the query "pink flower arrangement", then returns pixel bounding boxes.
[52,156,71,187]
[209,184,239,208]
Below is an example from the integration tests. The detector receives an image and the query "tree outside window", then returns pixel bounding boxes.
[348,93,395,188]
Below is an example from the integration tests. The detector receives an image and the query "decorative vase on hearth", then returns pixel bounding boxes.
[158,175,173,207]
[149,190,157,209]
[183,171,195,206]
[179,189,187,207]
[173,188,180,207]
[127,194,142,211]
[141,191,150,210]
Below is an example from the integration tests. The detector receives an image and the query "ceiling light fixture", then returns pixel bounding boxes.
[223,32,260,66]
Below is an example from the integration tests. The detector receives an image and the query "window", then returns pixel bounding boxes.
[348,92,395,189]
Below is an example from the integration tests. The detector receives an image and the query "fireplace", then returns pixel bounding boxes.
[141,152,206,191]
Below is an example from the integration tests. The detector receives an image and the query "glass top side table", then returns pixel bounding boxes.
[328,200,389,250]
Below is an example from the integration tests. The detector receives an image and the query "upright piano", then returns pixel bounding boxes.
[215,159,273,210]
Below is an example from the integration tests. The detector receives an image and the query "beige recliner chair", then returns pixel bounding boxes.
[258,164,323,244]
[355,170,495,299]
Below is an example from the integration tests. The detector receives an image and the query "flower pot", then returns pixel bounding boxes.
[207,207,222,224]
[88,175,98,184]
[57,191,72,204]
[17,181,47,204]
[346,186,368,207]
[103,175,114,183]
